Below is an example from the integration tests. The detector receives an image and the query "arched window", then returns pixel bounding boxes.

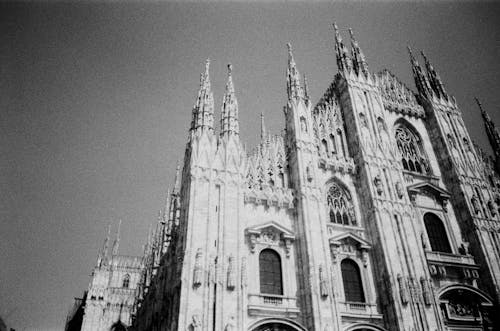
[122,274,130,288]
[424,213,452,253]
[330,134,337,155]
[321,139,328,156]
[341,259,365,302]
[259,249,283,295]
[327,182,356,226]
[395,124,430,175]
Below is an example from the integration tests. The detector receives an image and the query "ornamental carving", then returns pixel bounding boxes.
[246,222,295,258]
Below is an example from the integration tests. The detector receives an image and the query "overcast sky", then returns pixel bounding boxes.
[1,1,499,330]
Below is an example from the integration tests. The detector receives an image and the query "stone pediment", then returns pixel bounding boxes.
[329,232,371,250]
[246,221,295,257]
[246,221,295,240]
[407,182,450,202]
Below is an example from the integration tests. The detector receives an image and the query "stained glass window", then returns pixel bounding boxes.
[327,183,356,226]
[395,125,430,174]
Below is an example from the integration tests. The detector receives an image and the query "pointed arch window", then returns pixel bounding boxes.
[122,274,130,288]
[424,213,452,253]
[259,249,283,295]
[341,259,365,302]
[395,124,430,175]
[327,183,356,226]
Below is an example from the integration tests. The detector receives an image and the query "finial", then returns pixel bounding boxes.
[227,63,232,76]
[287,42,292,55]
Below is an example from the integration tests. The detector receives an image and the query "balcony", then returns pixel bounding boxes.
[425,251,476,267]
[339,301,382,318]
[248,293,300,318]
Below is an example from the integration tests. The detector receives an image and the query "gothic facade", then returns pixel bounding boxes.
[67,223,144,331]
[74,24,500,331]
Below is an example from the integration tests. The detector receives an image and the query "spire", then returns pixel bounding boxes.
[260,112,266,141]
[333,22,351,73]
[348,28,368,76]
[190,59,214,134]
[173,161,181,194]
[97,223,111,267]
[420,51,448,100]
[477,98,500,157]
[303,73,310,101]
[286,43,304,100]
[112,219,121,256]
[220,63,240,136]
[408,46,433,98]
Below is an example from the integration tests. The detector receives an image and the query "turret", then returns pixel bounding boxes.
[190,59,214,137]
[220,64,240,136]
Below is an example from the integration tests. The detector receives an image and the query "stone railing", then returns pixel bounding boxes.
[247,293,300,318]
[339,301,380,317]
[425,251,476,266]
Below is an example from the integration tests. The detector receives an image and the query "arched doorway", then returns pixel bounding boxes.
[438,285,495,330]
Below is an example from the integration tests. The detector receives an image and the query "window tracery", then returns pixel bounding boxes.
[395,124,430,174]
[327,183,356,226]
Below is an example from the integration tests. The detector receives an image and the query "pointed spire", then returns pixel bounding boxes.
[348,28,368,76]
[420,50,448,100]
[332,22,351,73]
[260,112,266,141]
[408,46,433,98]
[112,220,121,256]
[303,73,310,101]
[286,43,304,100]
[173,161,181,194]
[97,223,111,267]
[477,98,500,157]
[221,63,240,136]
[191,59,214,134]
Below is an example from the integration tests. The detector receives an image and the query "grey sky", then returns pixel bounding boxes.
[1,1,499,330]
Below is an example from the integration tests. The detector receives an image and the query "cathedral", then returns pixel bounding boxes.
[69,24,500,331]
